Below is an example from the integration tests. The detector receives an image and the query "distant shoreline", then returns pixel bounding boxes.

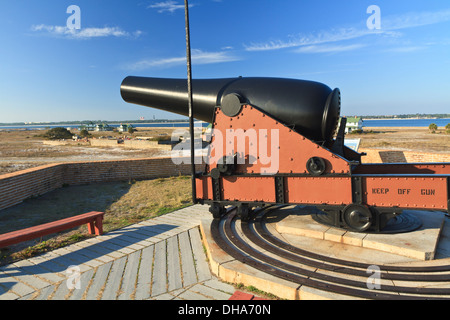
[0,121,207,131]
[363,118,438,120]
[0,118,449,131]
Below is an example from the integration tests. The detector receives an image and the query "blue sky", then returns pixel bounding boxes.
[0,0,449,123]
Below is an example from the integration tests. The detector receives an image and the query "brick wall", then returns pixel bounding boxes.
[0,157,204,212]
[0,164,65,211]
[90,139,173,150]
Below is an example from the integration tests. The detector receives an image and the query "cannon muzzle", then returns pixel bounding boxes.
[120,76,341,142]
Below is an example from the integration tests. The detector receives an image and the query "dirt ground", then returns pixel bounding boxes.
[347,126,450,153]
[0,127,178,175]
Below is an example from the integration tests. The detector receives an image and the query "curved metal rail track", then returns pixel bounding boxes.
[211,206,450,300]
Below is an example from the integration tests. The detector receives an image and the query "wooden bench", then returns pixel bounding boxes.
[0,211,104,249]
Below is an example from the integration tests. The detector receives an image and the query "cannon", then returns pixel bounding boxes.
[121,76,341,144]
[121,76,450,233]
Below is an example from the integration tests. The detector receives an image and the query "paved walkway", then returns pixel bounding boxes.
[0,205,237,300]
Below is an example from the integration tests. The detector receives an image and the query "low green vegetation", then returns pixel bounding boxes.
[41,127,73,140]
[429,123,438,133]
[428,123,450,134]
[79,129,92,138]
[235,283,282,300]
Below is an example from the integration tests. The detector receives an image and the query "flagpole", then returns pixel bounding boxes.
[184,0,197,204]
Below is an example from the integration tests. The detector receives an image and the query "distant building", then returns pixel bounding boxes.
[95,123,113,132]
[345,117,363,133]
[79,122,97,132]
[118,124,135,133]
[79,122,113,132]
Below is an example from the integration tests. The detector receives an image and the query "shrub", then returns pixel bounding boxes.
[446,123,450,134]
[79,129,92,138]
[428,123,438,133]
[149,135,172,141]
[43,127,73,140]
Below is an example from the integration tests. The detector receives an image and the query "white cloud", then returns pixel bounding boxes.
[383,8,450,30]
[148,1,193,13]
[294,44,366,54]
[31,24,141,39]
[190,49,240,64]
[126,49,240,70]
[244,8,450,52]
[245,28,375,52]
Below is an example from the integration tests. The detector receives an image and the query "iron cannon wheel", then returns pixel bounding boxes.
[209,203,225,219]
[237,204,251,222]
[306,157,326,176]
[342,204,373,232]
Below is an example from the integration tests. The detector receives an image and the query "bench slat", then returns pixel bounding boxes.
[0,211,104,248]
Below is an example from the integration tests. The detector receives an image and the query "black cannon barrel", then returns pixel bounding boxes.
[120,76,341,142]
